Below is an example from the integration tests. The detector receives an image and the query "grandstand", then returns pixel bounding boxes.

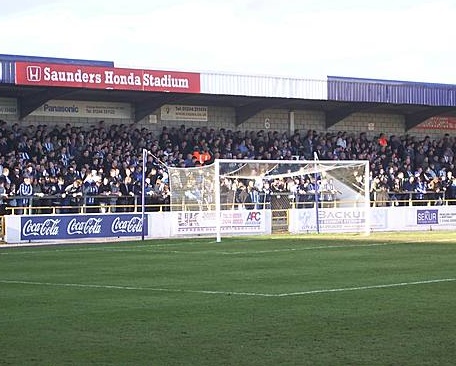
[1,54,456,242]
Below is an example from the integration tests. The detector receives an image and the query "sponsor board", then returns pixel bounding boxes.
[416,116,456,130]
[438,210,456,225]
[30,99,132,119]
[161,105,208,122]
[290,208,387,233]
[20,214,146,241]
[0,97,18,115]
[15,61,200,93]
[174,210,264,234]
[413,209,456,227]
[416,209,439,225]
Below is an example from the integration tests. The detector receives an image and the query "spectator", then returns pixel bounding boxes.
[0,177,8,215]
[378,133,388,148]
[118,175,135,212]
[0,119,454,212]
[16,175,34,214]
[83,174,100,213]
[50,176,67,213]
[64,179,83,213]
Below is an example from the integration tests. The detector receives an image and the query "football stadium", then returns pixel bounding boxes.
[1,53,456,365]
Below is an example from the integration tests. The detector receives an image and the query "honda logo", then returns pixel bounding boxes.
[26,66,42,82]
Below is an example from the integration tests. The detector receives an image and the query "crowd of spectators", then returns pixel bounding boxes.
[0,118,455,214]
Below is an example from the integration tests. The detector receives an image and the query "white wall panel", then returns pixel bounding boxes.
[201,72,327,100]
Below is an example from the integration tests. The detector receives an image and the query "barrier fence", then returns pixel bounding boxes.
[2,190,455,216]
[2,194,456,243]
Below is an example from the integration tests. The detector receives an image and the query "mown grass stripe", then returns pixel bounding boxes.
[1,278,454,297]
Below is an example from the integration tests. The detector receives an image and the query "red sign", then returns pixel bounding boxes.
[416,116,456,130]
[15,61,200,93]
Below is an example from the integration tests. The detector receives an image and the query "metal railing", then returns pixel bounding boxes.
[3,194,169,215]
[371,190,453,207]
[2,190,455,216]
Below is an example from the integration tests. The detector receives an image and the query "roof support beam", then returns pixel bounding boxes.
[325,106,359,129]
[18,88,76,119]
[134,94,189,122]
[325,102,384,128]
[235,99,290,126]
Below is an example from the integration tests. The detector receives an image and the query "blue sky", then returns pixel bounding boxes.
[2,0,456,83]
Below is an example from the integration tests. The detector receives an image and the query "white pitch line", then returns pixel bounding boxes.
[87,242,411,255]
[109,241,452,255]
[220,242,398,255]
[3,237,455,256]
[274,278,456,297]
[0,241,209,255]
[0,278,454,297]
[0,241,402,256]
[0,279,274,297]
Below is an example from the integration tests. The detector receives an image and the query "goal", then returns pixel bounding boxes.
[168,158,370,240]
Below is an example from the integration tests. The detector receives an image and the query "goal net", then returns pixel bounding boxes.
[168,158,370,240]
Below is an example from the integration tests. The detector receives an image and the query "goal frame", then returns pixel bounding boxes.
[214,158,371,242]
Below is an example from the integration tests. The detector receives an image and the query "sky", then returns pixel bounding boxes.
[2,0,456,84]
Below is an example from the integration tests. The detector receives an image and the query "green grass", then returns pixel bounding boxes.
[1,232,456,365]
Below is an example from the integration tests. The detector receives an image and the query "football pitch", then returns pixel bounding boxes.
[1,232,455,365]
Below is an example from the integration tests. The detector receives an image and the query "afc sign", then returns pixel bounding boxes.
[246,211,261,222]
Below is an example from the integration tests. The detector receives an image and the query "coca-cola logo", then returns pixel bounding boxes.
[111,217,143,234]
[67,217,102,235]
[22,219,60,237]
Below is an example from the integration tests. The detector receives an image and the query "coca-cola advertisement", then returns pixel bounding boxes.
[20,214,146,240]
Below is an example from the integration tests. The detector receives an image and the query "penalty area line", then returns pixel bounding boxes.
[220,242,400,255]
[0,279,274,297]
[275,278,456,297]
[0,278,454,297]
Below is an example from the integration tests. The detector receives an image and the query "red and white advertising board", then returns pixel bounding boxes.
[15,61,200,93]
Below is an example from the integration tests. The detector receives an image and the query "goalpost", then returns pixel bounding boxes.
[168,158,370,241]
